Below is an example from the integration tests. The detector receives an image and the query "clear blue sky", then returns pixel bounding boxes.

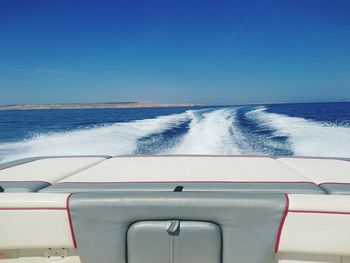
[0,0,349,105]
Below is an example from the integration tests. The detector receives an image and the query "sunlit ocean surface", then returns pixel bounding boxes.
[0,102,349,163]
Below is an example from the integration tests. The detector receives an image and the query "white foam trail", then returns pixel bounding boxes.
[169,108,241,155]
[247,107,350,158]
[0,112,191,163]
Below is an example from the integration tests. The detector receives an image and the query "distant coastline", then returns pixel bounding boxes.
[0,102,205,111]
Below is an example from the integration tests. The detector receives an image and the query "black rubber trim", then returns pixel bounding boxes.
[174,185,184,192]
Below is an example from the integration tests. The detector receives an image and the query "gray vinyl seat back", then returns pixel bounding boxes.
[42,181,326,194]
[128,220,222,263]
[68,191,287,263]
[0,181,51,192]
[319,183,350,195]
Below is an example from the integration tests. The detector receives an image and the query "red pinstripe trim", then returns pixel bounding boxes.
[0,194,77,248]
[109,155,350,161]
[288,210,350,215]
[57,181,317,185]
[275,193,289,252]
[66,193,77,248]
[277,156,350,161]
[0,207,66,210]
[274,199,350,253]
[111,154,271,158]
[0,155,108,171]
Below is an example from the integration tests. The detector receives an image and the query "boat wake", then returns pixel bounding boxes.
[170,108,241,155]
[1,106,350,163]
[0,112,190,162]
[246,106,350,158]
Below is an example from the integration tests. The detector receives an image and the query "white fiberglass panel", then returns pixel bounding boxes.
[59,156,310,183]
[278,158,350,184]
[0,157,106,183]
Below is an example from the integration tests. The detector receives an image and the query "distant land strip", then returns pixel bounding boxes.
[0,102,206,110]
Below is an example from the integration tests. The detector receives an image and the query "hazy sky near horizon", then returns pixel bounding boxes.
[0,0,349,105]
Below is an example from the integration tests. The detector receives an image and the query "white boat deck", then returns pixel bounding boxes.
[1,156,350,263]
[1,156,349,187]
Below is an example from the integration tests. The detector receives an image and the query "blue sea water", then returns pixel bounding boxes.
[0,102,349,163]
